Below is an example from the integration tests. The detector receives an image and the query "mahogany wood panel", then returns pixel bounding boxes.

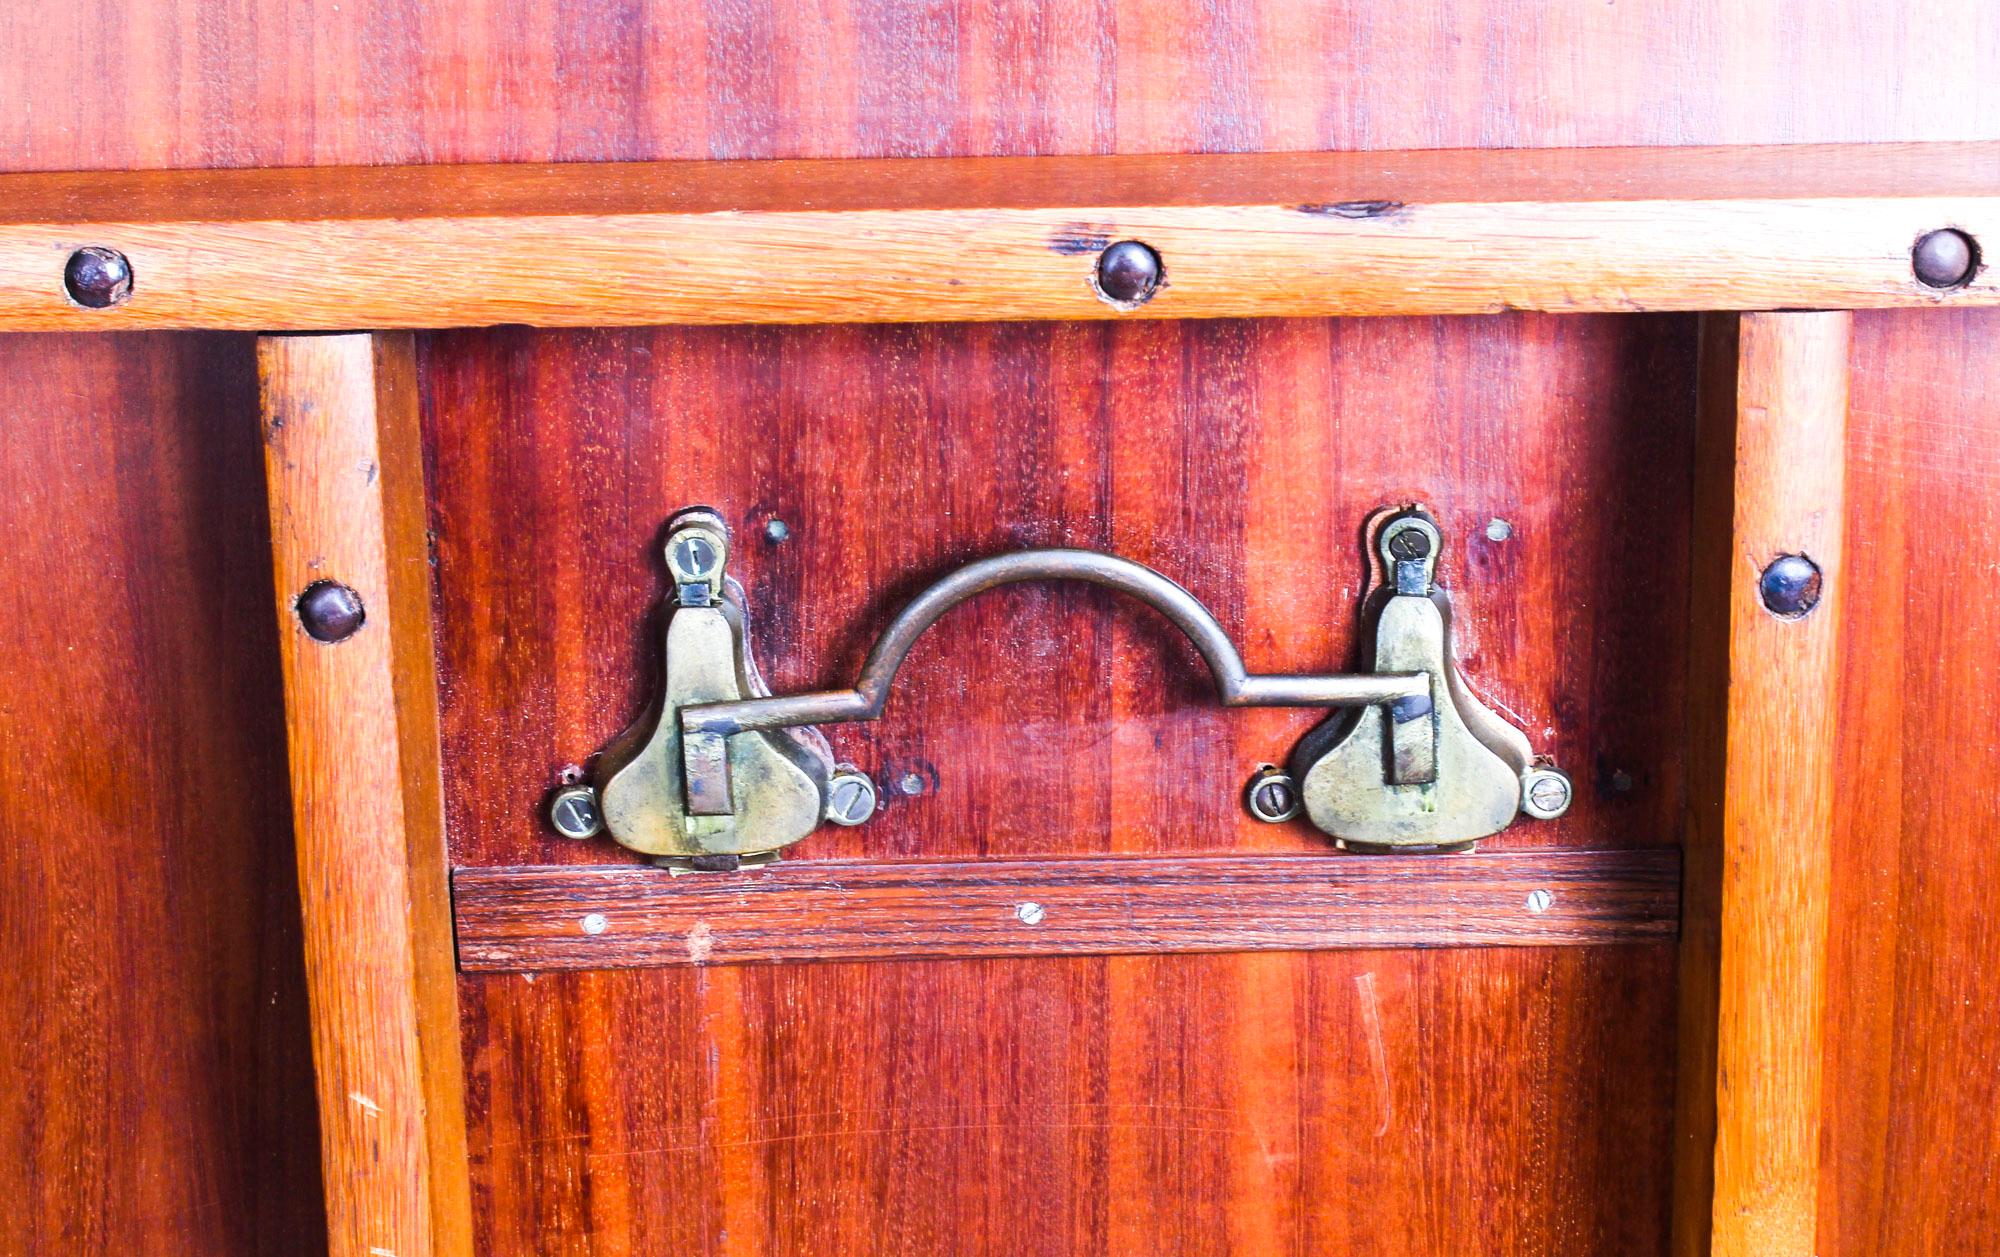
[6,145,2000,331]
[1673,312,1849,1257]
[425,314,1695,871]
[0,333,325,1253]
[6,0,2000,173]
[454,848,1681,969]
[260,334,472,1257]
[425,312,1694,1251]
[461,946,1680,1255]
[1816,307,2000,1255]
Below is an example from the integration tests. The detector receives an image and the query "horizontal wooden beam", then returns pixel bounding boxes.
[5,143,1999,330]
[453,848,1680,970]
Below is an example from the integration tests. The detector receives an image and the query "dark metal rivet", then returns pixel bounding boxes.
[1913,228,1979,289]
[1094,240,1162,306]
[297,580,366,642]
[63,247,133,308]
[1758,554,1823,619]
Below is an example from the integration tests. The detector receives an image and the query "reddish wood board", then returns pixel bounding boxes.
[454,849,1680,969]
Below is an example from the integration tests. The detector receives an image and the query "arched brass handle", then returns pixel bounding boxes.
[677,548,1425,812]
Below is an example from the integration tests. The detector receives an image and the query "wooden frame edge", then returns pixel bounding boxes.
[260,333,473,1257]
[1672,310,1848,1257]
[3,143,1998,330]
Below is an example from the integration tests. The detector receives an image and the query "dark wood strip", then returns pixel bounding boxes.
[453,848,1679,970]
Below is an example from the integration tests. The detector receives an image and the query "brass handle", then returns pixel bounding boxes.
[677,548,1426,813]
[572,506,1571,865]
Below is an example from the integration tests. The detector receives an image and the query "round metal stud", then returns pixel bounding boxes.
[549,784,605,839]
[824,768,879,826]
[63,246,133,308]
[1520,768,1574,820]
[1758,553,1823,619]
[1244,765,1302,823]
[296,580,365,643]
[1913,228,1979,289]
[1094,240,1163,307]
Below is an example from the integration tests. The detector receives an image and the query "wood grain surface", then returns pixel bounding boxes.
[5,145,2000,330]
[424,312,1695,1251]
[260,335,473,1257]
[1816,306,2000,1255]
[426,314,1694,870]
[461,945,1680,1254]
[0,333,325,1253]
[1674,312,1849,1257]
[455,849,1681,969]
[5,0,1999,172]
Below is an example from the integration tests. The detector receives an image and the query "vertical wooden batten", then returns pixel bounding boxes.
[1674,311,1850,1257]
[259,333,473,1257]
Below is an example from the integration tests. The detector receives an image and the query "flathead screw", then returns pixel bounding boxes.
[1387,527,1433,561]
[1244,765,1302,823]
[549,785,604,839]
[825,769,879,826]
[1521,768,1574,820]
[672,534,720,578]
[1015,902,1046,925]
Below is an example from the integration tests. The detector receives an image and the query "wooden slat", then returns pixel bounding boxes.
[1672,311,1849,1257]
[453,849,1680,970]
[260,334,473,1257]
[2,143,1998,330]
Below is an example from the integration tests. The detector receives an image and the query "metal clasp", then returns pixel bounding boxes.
[1287,509,1572,851]
[554,505,1569,862]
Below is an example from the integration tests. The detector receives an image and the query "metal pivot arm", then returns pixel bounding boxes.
[677,548,1427,813]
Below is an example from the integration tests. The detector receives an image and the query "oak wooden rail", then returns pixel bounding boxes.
[260,334,473,1257]
[3,141,1998,330]
[1671,311,1849,1257]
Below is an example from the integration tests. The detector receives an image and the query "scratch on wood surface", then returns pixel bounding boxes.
[1355,972,1394,1137]
[349,1091,381,1118]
